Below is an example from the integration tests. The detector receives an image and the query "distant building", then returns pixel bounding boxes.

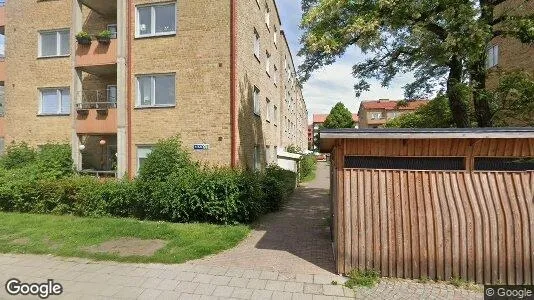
[358,99,429,128]
[486,0,534,89]
[311,113,359,151]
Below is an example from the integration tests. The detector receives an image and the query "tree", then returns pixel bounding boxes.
[385,96,454,128]
[488,71,534,126]
[299,0,534,128]
[323,102,355,129]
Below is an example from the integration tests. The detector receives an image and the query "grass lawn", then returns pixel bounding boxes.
[0,212,250,264]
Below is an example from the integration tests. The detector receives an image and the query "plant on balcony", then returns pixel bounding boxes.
[96,30,113,44]
[75,31,92,45]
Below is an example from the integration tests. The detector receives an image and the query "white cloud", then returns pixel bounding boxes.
[275,0,413,122]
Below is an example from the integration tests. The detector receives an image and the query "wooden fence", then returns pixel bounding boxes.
[334,169,534,284]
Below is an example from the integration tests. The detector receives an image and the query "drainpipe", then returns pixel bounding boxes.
[230,0,238,168]
[126,0,133,178]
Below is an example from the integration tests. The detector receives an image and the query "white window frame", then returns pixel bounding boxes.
[253,29,260,60]
[486,44,499,69]
[266,98,271,123]
[135,2,177,38]
[254,145,261,171]
[107,85,117,103]
[265,3,270,29]
[253,86,261,116]
[38,29,70,58]
[38,87,71,116]
[265,51,271,76]
[371,112,383,120]
[273,26,278,46]
[136,73,176,108]
[273,65,278,86]
[273,105,278,126]
[136,146,154,174]
[107,24,118,39]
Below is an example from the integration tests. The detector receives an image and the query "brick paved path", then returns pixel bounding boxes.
[0,163,483,299]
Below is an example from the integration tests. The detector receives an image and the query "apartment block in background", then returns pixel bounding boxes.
[486,0,534,89]
[1,0,308,177]
[358,99,428,128]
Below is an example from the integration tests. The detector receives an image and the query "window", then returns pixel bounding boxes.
[137,146,153,174]
[265,3,270,29]
[273,26,278,46]
[266,98,271,122]
[273,65,278,86]
[39,30,69,57]
[253,29,260,60]
[107,85,117,103]
[475,157,534,171]
[273,105,278,125]
[107,24,118,39]
[254,145,261,171]
[486,44,499,69]
[39,88,70,115]
[253,86,260,116]
[266,145,271,164]
[136,74,175,107]
[265,51,271,76]
[136,3,176,37]
[344,156,465,170]
[371,112,383,120]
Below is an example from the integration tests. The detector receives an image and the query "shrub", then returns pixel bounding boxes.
[0,138,298,225]
[345,269,381,288]
[300,154,317,182]
[0,142,36,169]
[138,136,197,182]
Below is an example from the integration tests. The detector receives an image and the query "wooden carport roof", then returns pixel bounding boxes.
[319,128,534,152]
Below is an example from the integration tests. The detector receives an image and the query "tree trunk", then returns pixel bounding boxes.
[447,56,470,128]
[471,59,494,127]
[471,0,495,127]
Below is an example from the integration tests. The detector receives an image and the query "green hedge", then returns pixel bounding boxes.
[0,139,297,225]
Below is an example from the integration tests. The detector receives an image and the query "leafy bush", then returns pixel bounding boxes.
[138,136,197,182]
[300,154,317,182]
[0,142,36,169]
[0,138,298,225]
[345,269,381,288]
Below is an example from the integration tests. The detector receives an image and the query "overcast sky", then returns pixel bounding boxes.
[275,0,411,121]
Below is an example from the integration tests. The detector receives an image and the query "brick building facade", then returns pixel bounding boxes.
[358,99,429,128]
[0,0,308,177]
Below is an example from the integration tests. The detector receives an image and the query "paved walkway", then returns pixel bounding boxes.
[0,163,483,299]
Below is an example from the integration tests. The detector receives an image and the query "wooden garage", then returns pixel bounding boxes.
[320,128,534,284]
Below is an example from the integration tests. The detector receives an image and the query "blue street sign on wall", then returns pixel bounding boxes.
[194,144,210,151]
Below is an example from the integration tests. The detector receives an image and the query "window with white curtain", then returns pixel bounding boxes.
[136,74,175,107]
[39,88,70,115]
[136,3,176,37]
[486,44,499,69]
[137,146,153,174]
[254,29,260,59]
[253,86,261,116]
[39,30,70,57]
[266,98,271,122]
[266,51,271,76]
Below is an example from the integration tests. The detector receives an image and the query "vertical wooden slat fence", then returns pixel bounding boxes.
[336,169,534,284]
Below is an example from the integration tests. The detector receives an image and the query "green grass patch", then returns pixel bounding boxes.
[300,169,316,182]
[0,212,250,264]
[345,269,381,288]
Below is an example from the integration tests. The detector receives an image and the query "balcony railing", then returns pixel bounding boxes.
[75,39,117,72]
[77,90,116,107]
[75,90,117,134]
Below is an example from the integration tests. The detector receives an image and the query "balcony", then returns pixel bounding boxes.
[79,0,116,17]
[75,40,117,75]
[76,90,117,134]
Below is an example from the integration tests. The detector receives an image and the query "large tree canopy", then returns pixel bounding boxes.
[299,0,534,128]
[323,102,355,128]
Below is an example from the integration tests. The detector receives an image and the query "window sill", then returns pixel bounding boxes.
[135,105,176,109]
[254,54,260,63]
[135,32,176,39]
[266,71,271,78]
[37,113,70,117]
[37,55,70,60]
[254,111,261,117]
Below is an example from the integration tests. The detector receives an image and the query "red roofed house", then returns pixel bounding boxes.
[358,99,429,128]
[311,113,359,150]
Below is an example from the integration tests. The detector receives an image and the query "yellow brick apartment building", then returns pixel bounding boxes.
[0,0,308,178]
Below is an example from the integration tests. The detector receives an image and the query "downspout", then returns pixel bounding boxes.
[127,0,133,178]
[230,0,238,168]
